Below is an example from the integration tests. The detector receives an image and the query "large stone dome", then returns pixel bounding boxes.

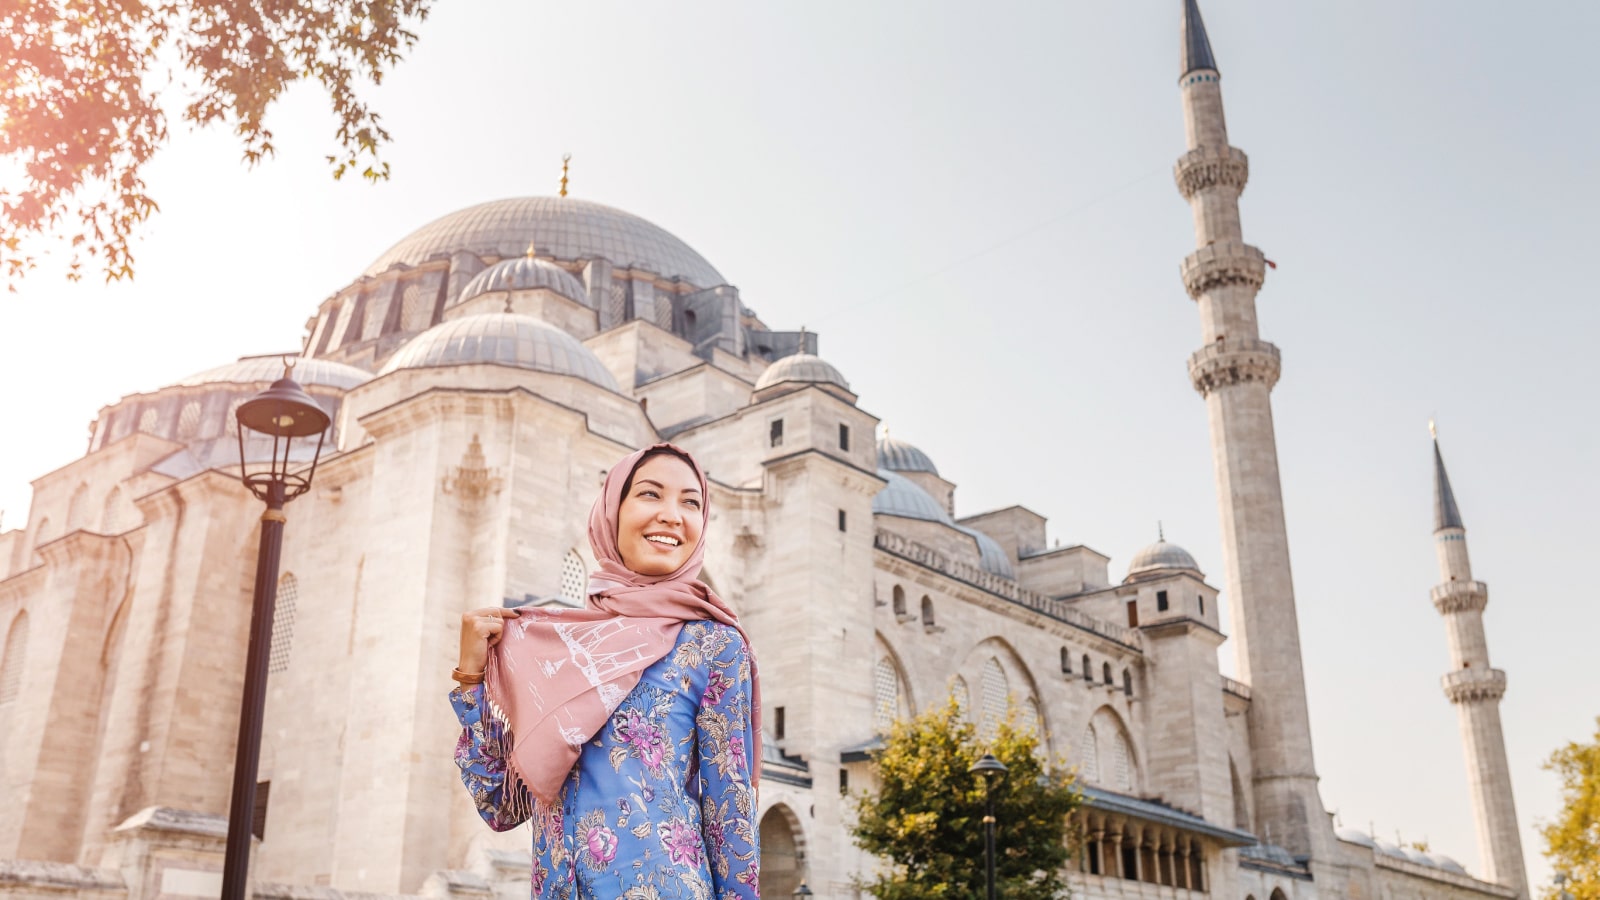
[362,197,725,288]
[378,313,620,391]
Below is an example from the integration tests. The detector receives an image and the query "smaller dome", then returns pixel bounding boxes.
[877,436,939,475]
[956,524,1014,579]
[754,352,850,394]
[1426,853,1467,874]
[1374,840,1405,859]
[378,313,619,391]
[175,356,372,390]
[872,469,949,523]
[1125,539,1202,582]
[1336,828,1377,849]
[456,255,590,308]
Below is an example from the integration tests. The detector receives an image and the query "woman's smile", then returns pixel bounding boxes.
[616,453,704,576]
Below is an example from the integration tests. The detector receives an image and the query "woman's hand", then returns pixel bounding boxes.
[458,607,519,677]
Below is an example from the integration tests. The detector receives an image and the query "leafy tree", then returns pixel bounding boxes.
[0,0,433,288]
[850,696,1083,900]
[1542,716,1600,900]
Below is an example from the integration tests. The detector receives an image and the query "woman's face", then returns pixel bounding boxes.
[616,454,704,576]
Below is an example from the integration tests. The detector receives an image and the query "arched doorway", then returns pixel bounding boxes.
[759,805,804,897]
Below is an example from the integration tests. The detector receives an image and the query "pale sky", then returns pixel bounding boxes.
[2,0,1595,889]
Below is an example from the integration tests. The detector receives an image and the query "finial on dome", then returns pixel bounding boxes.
[526,241,537,259]
[559,153,571,198]
[1429,417,1438,441]
[1158,520,1165,542]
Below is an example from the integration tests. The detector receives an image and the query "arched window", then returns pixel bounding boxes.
[920,595,935,627]
[980,658,1008,741]
[225,397,245,437]
[1270,890,1288,900]
[67,483,90,530]
[1078,723,1100,784]
[1102,662,1113,684]
[951,676,970,720]
[892,585,906,618]
[31,517,53,563]
[1082,654,1092,682]
[872,656,901,733]
[1122,668,1133,697]
[1060,647,1072,676]
[560,549,587,605]
[101,487,126,534]
[1023,697,1043,740]
[269,574,299,675]
[177,401,202,440]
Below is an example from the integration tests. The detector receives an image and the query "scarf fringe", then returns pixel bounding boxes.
[485,686,539,821]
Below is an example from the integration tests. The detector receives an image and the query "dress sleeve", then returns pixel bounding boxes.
[449,684,531,831]
[694,629,761,900]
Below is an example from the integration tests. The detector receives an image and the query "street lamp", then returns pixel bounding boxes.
[969,753,1009,900]
[221,360,331,900]
[792,882,813,898]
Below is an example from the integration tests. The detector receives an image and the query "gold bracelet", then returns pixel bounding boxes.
[452,667,485,685]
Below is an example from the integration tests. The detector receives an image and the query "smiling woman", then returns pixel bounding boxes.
[447,443,761,900]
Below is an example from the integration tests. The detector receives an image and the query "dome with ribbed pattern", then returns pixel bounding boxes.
[363,197,724,288]
[877,436,939,475]
[455,255,590,308]
[378,313,619,391]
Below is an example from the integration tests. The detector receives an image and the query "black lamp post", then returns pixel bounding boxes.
[969,753,1009,900]
[221,361,330,900]
[792,882,813,898]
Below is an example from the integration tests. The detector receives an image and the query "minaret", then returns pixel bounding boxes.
[1174,0,1332,859]
[1430,430,1529,897]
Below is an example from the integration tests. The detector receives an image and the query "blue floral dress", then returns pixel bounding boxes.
[451,620,760,900]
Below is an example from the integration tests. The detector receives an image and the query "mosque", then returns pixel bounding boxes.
[0,3,1529,900]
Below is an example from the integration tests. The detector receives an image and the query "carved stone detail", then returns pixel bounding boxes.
[1174,146,1249,199]
[1180,241,1266,299]
[1431,580,1489,615]
[1441,667,1507,704]
[442,434,502,500]
[1187,338,1281,396]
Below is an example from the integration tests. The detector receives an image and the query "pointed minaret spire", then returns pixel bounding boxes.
[1181,0,1218,77]
[1432,426,1465,531]
[1428,431,1529,896]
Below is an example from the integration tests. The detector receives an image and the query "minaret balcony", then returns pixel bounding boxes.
[1431,580,1488,615]
[1180,241,1266,300]
[1174,145,1250,200]
[1441,667,1507,704]
[1187,338,1281,396]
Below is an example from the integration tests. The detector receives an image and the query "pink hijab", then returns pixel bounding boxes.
[483,443,761,808]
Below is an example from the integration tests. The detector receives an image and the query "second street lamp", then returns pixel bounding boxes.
[221,360,331,900]
[969,753,1009,900]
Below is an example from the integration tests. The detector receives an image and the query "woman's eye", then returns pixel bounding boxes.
[638,489,659,499]
[685,499,702,510]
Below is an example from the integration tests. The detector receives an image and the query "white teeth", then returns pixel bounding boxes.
[646,535,680,546]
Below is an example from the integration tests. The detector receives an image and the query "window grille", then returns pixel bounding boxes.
[226,398,245,436]
[177,401,201,440]
[951,676,970,720]
[269,574,299,675]
[1079,724,1100,784]
[560,550,587,604]
[873,657,900,733]
[138,408,159,433]
[1113,731,1133,790]
[980,658,1008,741]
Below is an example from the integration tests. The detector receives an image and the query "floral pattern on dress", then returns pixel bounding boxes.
[451,621,759,900]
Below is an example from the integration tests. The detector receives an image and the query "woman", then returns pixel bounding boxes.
[449,443,761,900]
